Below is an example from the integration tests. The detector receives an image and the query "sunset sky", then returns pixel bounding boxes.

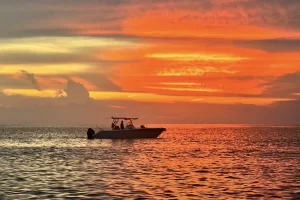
[1,0,300,125]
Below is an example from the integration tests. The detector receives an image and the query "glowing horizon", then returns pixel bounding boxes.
[2,88,296,106]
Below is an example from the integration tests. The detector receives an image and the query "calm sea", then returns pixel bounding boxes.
[0,125,300,199]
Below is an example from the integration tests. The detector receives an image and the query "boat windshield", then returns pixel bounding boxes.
[125,120,135,129]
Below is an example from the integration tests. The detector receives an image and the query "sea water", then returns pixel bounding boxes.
[0,125,299,199]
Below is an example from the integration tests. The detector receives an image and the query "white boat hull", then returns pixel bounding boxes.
[93,128,166,139]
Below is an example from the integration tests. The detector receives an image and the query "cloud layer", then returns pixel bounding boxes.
[1,0,300,124]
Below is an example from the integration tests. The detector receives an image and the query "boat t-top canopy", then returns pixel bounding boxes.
[111,117,138,120]
[110,116,139,130]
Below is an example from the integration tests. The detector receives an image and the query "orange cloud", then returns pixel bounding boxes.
[146,53,248,62]
[2,0,300,107]
[145,86,222,92]
[122,8,300,40]
[2,89,295,105]
[108,105,126,109]
[36,76,67,90]
[70,76,98,91]
[156,67,237,76]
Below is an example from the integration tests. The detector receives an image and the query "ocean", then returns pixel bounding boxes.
[0,125,299,199]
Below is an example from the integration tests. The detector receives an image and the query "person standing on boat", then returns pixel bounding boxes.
[120,121,124,130]
[111,122,115,130]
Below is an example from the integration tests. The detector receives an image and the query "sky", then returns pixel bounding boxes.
[1,0,300,125]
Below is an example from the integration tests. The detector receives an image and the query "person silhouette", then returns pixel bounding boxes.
[111,122,115,130]
[120,121,124,130]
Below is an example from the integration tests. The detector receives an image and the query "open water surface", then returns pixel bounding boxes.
[0,125,300,199]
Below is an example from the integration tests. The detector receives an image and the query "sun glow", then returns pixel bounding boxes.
[145,86,222,92]
[2,89,295,105]
[3,89,64,98]
[0,64,92,75]
[147,53,248,62]
[160,82,200,86]
[156,67,237,76]
[0,36,143,54]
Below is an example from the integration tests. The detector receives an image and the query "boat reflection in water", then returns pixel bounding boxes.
[87,117,166,139]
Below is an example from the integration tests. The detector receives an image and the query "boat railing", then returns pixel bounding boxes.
[95,126,105,132]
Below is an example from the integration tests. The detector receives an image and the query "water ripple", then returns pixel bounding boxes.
[0,126,299,199]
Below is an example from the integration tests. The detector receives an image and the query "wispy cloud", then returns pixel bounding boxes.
[16,70,41,91]
[145,86,222,92]
[156,67,237,76]
[147,53,248,62]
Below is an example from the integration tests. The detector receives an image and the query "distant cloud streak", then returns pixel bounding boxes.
[17,70,41,91]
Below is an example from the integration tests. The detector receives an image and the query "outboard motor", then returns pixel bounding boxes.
[87,128,95,139]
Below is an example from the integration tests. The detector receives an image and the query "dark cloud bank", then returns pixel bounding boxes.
[1,71,300,126]
[0,94,300,126]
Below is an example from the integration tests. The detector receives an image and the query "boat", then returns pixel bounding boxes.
[88,117,166,139]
